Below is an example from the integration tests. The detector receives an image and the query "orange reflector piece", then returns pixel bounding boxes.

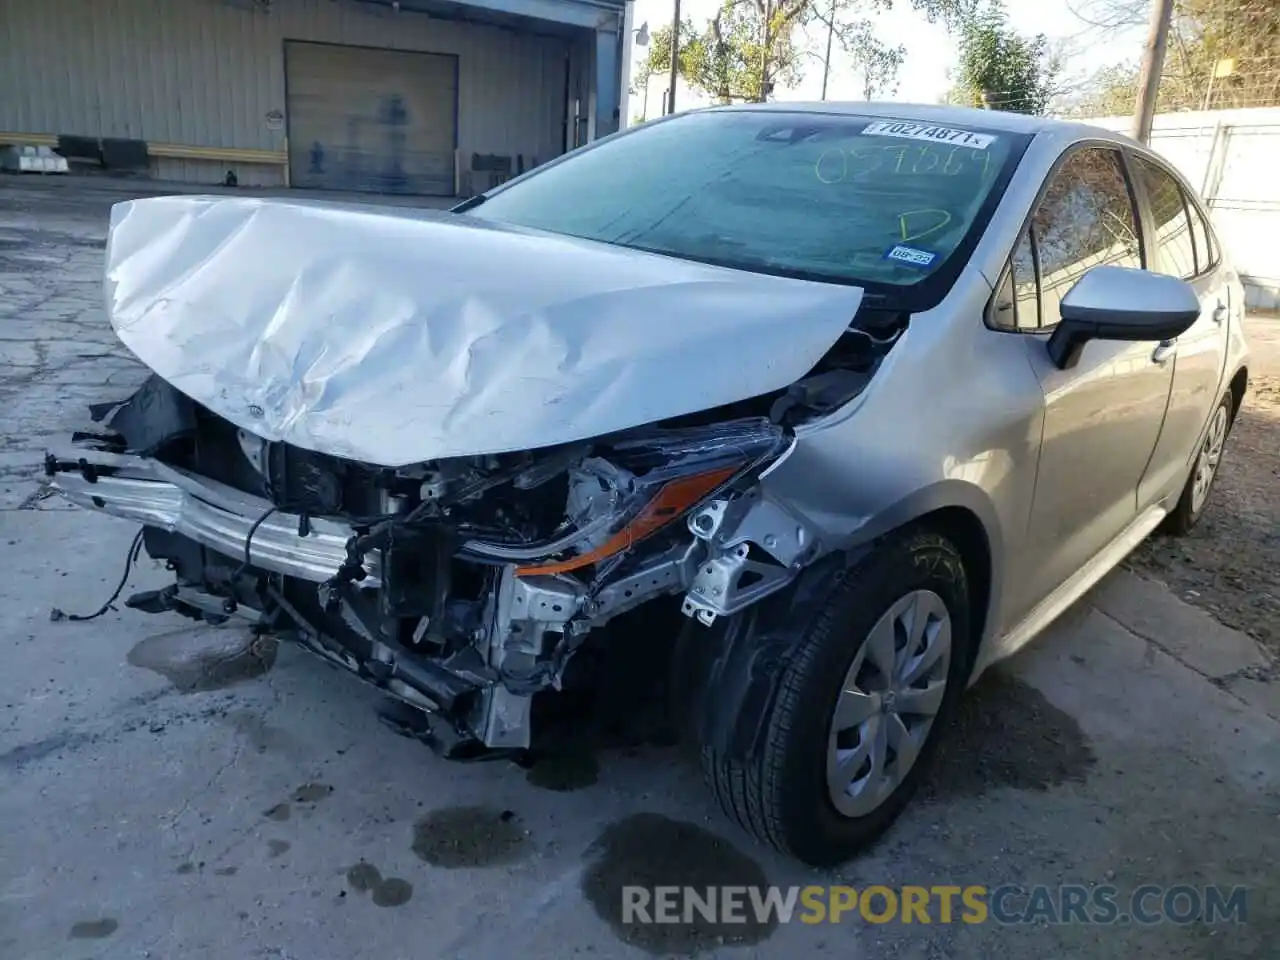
[515,465,738,577]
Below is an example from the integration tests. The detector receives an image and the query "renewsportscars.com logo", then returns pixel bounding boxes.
[621,884,1249,926]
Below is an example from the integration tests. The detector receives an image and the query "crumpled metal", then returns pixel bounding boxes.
[104,195,863,466]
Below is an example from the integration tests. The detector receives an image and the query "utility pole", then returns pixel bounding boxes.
[759,0,772,102]
[820,0,835,100]
[666,0,681,114]
[1131,0,1174,144]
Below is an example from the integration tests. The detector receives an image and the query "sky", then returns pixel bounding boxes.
[625,0,1149,120]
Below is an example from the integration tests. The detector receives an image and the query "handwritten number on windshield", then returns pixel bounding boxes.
[814,148,848,184]
[816,145,991,183]
[913,146,939,174]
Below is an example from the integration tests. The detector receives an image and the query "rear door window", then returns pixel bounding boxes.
[1185,195,1218,274]
[1133,157,1198,279]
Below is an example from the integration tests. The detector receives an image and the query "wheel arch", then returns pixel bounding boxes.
[1228,365,1248,427]
[908,505,993,679]
[679,491,1001,764]
[832,481,1004,675]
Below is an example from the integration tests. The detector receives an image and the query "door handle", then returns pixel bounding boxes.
[1212,301,1227,324]
[1152,341,1177,366]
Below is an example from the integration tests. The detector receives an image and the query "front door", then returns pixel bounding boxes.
[1128,155,1231,505]
[1011,146,1175,616]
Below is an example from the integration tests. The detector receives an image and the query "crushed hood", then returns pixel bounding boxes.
[104,195,863,467]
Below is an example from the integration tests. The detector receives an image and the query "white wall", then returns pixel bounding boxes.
[1084,107,1280,310]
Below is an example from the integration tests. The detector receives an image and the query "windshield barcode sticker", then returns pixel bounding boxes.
[883,244,939,268]
[862,121,995,150]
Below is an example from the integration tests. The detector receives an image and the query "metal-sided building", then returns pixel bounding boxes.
[0,0,633,195]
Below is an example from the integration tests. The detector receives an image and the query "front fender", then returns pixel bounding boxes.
[677,550,859,762]
[679,478,1010,762]
[841,479,1003,559]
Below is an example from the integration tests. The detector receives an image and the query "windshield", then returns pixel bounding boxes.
[465,110,1027,294]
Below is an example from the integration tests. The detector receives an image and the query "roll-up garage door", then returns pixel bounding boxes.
[285,41,458,196]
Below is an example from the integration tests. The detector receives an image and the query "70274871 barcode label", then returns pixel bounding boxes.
[861,121,996,151]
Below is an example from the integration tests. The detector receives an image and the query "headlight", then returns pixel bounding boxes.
[461,418,787,575]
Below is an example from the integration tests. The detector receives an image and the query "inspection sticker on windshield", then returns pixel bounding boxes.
[883,244,939,268]
[862,120,996,150]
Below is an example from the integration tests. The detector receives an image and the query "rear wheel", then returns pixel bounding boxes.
[1163,392,1233,536]
[700,529,971,866]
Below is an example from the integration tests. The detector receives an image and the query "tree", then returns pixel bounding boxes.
[953,2,1057,113]
[635,0,974,107]
[754,0,972,101]
[858,41,906,99]
[1064,0,1280,114]
[845,21,906,99]
[629,3,788,106]
[687,0,805,102]
[630,19,702,120]
[809,4,906,99]
[1058,62,1143,116]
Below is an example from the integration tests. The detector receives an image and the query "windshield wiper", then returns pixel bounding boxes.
[451,195,487,213]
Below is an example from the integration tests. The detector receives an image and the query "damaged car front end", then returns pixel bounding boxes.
[49,396,823,752]
[47,174,907,757]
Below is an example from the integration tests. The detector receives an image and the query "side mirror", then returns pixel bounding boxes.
[1047,265,1201,369]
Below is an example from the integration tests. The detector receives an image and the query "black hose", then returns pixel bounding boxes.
[217,505,281,614]
[230,506,278,584]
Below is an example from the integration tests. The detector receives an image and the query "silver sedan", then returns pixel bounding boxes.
[48,103,1249,866]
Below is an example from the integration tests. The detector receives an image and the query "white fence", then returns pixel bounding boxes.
[1084,107,1280,310]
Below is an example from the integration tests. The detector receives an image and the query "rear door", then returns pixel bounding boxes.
[996,145,1174,615]
[1127,155,1231,504]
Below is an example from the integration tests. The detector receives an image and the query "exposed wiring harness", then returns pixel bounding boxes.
[844,324,904,347]
[51,504,288,622]
[220,505,281,614]
[50,528,145,622]
[230,506,279,584]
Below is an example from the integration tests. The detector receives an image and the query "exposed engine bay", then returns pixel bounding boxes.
[47,307,903,755]
[44,192,913,756]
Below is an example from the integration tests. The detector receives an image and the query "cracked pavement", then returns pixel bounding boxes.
[1,178,1278,959]
[0,180,150,509]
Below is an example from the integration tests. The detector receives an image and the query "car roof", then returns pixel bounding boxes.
[699,101,1132,143]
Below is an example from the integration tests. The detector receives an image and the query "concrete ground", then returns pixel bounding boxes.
[2,175,1278,959]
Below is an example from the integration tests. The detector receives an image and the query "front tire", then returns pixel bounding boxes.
[700,529,971,867]
[1163,392,1234,536]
